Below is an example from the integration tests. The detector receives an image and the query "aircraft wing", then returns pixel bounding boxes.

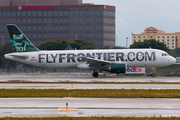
[80,57,112,68]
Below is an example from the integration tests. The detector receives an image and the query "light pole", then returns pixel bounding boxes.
[2,36,4,45]
[126,37,128,48]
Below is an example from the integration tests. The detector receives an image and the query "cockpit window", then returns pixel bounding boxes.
[162,53,168,56]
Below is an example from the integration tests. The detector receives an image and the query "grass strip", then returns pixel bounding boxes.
[1,117,180,120]
[0,89,180,98]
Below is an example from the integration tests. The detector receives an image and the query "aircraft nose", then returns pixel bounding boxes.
[171,57,176,64]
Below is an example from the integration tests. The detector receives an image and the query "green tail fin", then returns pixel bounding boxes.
[6,24,39,52]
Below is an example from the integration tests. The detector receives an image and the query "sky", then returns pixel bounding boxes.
[83,0,180,47]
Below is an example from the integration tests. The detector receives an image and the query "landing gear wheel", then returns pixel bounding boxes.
[151,73,155,77]
[92,72,99,78]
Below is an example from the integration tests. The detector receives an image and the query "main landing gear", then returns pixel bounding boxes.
[151,67,156,77]
[92,72,99,78]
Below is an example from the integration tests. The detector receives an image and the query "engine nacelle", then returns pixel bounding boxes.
[102,63,126,73]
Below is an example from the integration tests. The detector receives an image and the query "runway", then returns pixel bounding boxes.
[0,76,180,83]
[0,98,180,117]
[0,83,180,89]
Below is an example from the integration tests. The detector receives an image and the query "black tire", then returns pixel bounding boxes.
[93,72,99,78]
[151,73,155,77]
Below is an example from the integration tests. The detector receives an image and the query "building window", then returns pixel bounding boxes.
[96,26,100,31]
[12,19,16,23]
[172,46,174,48]
[167,36,169,38]
[17,19,21,23]
[172,43,174,45]
[172,36,174,38]
[80,26,84,31]
[7,12,11,16]
[75,26,79,31]
[80,11,84,16]
[86,18,89,23]
[69,26,73,31]
[96,41,100,45]
[27,33,31,38]
[48,19,52,23]
[22,19,26,23]
[134,36,136,38]
[22,26,26,31]
[138,40,140,42]
[38,34,42,38]
[59,19,63,23]
[43,11,47,16]
[158,36,160,38]
[27,11,31,16]
[43,33,47,38]
[17,12,21,16]
[59,11,63,16]
[64,33,68,38]
[96,18,100,23]
[162,36,164,38]
[75,11,79,16]
[75,19,79,23]
[134,40,136,42]
[85,11,89,16]
[54,26,58,31]
[7,19,11,23]
[27,26,31,31]
[59,33,63,38]
[32,26,36,31]
[59,26,63,31]
[69,11,73,16]
[43,19,47,23]
[91,11,95,15]
[96,11,100,16]
[32,34,36,38]
[3,12,6,16]
[38,41,42,45]
[167,40,169,42]
[48,26,52,31]
[48,33,52,38]
[80,18,84,23]
[54,19,58,23]
[86,33,89,38]
[38,26,42,31]
[172,40,174,42]
[91,18,95,23]
[86,26,89,31]
[32,11,36,16]
[54,33,58,38]
[38,11,42,16]
[38,19,42,23]
[53,11,58,16]
[43,26,47,31]
[80,33,84,38]
[64,26,68,31]
[48,11,52,16]
[64,19,68,23]
[32,19,36,23]
[163,40,164,42]
[27,19,31,23]
[150,36,152,38]
[91,26,95,31]
[69,33,74,38]
[69,19,73,23]
[91,33,95,38]
[96,33,100,38]
[63,11,68,16]
[12,12,16,16]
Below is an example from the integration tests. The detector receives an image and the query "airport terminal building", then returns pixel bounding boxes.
[0,0,116,48]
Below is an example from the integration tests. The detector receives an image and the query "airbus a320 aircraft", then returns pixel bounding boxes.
[4,24,176,77]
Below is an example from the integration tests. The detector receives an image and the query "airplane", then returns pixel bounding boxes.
[4,24,176,77]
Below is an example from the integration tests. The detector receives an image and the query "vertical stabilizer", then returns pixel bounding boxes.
[6,24,39,52]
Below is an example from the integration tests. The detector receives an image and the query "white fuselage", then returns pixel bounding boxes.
[5,49,176,69]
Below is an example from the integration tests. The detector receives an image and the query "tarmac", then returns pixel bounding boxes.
[0,76,180,83]
[0,83,180,89]
[0,98,180,117]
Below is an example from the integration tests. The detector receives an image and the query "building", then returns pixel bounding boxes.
[132,27,180,49]
[0,0,115,48]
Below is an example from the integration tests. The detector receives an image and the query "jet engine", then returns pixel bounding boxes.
[102,63,126,73]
